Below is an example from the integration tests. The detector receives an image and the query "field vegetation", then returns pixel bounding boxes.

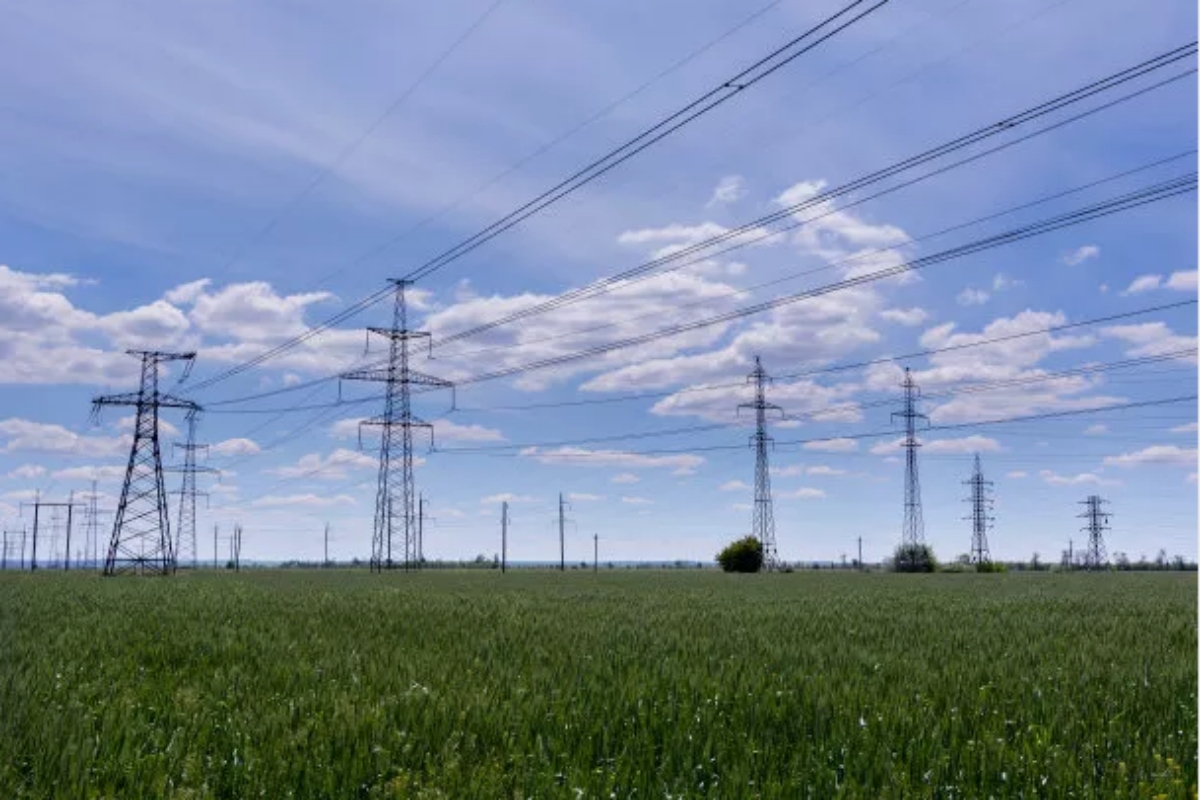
[0,570,1194,798]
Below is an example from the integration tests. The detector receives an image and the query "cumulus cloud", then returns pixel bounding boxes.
[610,473,639,484]
[0,418,127,457]
[6,464,46,479]
[480,493,538,504]
[211,438,261,456]
[269,449,376,479]
[1102,445,1197,468]
[1007,471,1027,479]
[567,492,604,502]
[1083,424,1108,436]
[707,175,747,206]
[1121,270,1197,295]
[252,493,355,508]
[871,435,1002,456]
[51,464,127,481]
[620,496,652,505]
[1039,470,1119,487]
[780,487,826,499]
[519,446,704,475]
[1062,245,1100,265]
[880,307,928,326]
[956,288,990,306]
[803,438,858,453]
[432,419,505,443]
[720,479,751,491]
[1102,322,1197,361]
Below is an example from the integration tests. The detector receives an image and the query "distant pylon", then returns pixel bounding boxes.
[168,410,216,570]
[739,356,783,570]
[342,280,452,572]
[892,367,929,549]
[963,453,993,564]
[83,479,101,568]
[92,350,198,576]
[1078,495,1110,570]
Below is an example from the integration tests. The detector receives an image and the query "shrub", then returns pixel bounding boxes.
[976,560,1007,573]
[717,536,763,573]
[892,543,938,573]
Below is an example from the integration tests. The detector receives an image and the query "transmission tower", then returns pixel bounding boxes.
[92,350,198,576]
[963,453,993,564]
[892,367,929,549]
[1078,495,1110,570]
[342,280,452,572]
[738,356,783,571]
[167,410,216,570]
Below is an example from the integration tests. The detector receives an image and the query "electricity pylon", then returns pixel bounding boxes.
[739,356,783,571]
[92,350,198,576]
[1078,495,1110,570]
[963,453,993,564]
[167,410,217,570]
[342,280,452,572]
[892,367,928,549]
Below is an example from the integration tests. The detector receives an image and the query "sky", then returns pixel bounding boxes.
[0,0,1196,567]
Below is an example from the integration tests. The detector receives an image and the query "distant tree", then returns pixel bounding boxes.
[976,560,1006,573]
[1029,552,1042,572]
[1114,552,1131,571]
[717,536,763,573]
[891,543,937,573]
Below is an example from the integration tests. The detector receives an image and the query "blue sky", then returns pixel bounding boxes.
[0,0,1195,566]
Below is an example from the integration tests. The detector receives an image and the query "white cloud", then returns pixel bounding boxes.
[872,435,1001,456]
[707,175,747,206]
[252,493,355,508]
[719,479,750,491]
[1121,270,1197,295]
[805,465,846,476]
[519,446,704,474]
[190,281,335,342]
[51,464,127,481]
[1102,445,1197,469]
[6,464,46,479]
[1039,470,1119,487]
[480,493,538,505]
[1102,322,1197,361]
[880,307,928,326]
[432,419,505,443]
[610,472,639,484]
[163,278,212,305]
[567,492,604,502]
[956,288,990,306]
[1062,245,1100,265]
[621,496,652,505]
[1171,422,1198,434]
[1007,471,1027,479]
[1083,424,1108,436]
[211,438,261,456]
[780,487,826,499]
[269,448,376,479]
[0,418,127,457]
[803,438,858,453]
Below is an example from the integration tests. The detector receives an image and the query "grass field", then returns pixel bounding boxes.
[0,570,1194,799]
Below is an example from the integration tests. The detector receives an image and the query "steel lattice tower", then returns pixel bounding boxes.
[343,280,452,572]
[168,410,215,570]
[739,356,783,570]
[93,350,198,576]
[1078,495,1110,570]
[892,367,929,548]
[963,453,993,564]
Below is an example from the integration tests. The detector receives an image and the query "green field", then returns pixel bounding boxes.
[0,570,1194,799]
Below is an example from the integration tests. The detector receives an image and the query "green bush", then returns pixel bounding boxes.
[976,561,1007,573]
[717,536,763,573]
[892,543,938,573]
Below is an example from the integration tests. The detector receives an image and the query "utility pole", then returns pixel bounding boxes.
[1,530,6,570]
[168,409,216,570]
[1078,496,1110,570]
[501,501,508,574]
[593,533,598,573]
[22,496,83,572]
[558,493,567,571]
[232,524,243,572]
[342,280,452,572]
[64,491,76,571]
[92,350,198,576]
[324,522,330,567]
[739,356,783,571]
[213,524,219,569]
[81,479,108,569]
[857,536,863,570]
[418,494,425,568]
[20,529,26,570]
[963,453,994,564]
[1067,538,1073,571]
[892,367,929,551]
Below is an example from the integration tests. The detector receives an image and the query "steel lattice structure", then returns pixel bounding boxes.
[167,410,215,570]
[963,453,993,564]
[1078,495,1110,570]
[892,367,929,549]
[739,356,783,571]
[343,280,452,572]
[93,350,198,576]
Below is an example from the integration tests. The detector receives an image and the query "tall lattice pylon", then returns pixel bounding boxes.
[1078,495,1110,570]
[342,280,452,572]
[168,410,215,570]
[892,367,929,549]
[93,350,198,576]
[739,356,783,571]
[963,453,993,564]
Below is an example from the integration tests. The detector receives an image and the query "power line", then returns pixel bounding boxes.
[183,1,884,394]
[431,43,1197,346]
